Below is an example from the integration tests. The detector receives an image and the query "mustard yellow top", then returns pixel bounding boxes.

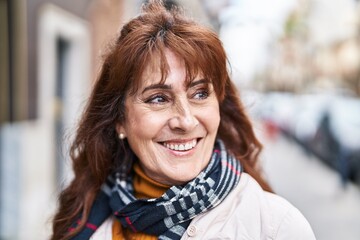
[112,163,170,240]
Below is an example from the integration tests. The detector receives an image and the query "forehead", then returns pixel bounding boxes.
[141,51,183,81]
[138,50,204,88]
[126,48,212,97]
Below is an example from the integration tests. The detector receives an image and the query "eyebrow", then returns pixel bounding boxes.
[141,78,210,94]
[142,83,172,94]
[189,79,210,88]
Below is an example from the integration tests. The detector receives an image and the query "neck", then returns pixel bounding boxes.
[133,163,170,199]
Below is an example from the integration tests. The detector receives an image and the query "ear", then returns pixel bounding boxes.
[116,123,126,137]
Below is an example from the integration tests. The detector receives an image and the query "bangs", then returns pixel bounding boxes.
[113,3,228,102]
[126,27,228,101]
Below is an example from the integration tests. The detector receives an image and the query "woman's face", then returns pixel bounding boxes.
[117,50,220,186]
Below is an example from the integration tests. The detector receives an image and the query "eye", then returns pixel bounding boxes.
[193,89,209,100]
[145,94,169,104]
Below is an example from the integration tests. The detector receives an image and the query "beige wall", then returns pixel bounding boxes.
[0,1,9,123]
[0,0,28,123]
[88,0,140,83]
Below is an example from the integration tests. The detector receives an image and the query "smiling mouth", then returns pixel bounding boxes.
[162,139,198,151]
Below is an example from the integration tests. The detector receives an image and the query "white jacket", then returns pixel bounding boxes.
[91,173,316,240]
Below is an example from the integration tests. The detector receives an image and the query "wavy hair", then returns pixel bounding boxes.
[51,1,271,239]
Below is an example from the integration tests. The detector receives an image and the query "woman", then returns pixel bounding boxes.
[51,1,316,239]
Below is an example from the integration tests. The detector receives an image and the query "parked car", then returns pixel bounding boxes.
[256,91,360,186]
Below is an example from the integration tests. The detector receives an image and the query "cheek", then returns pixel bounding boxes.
[125,108,167,140]
[200,104,220,133]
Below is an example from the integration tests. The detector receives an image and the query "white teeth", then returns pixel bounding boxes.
[163,139,198,151]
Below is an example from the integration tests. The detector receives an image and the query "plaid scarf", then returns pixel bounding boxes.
[69,139,242,239]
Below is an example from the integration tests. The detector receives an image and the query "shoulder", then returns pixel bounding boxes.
[181,173,316,239]
[242,175,315,238]
[262,190,316,239]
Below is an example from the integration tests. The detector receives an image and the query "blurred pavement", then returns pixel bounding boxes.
[259,131,360,240]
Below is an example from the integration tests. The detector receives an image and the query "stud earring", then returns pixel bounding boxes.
[119,133,126,139]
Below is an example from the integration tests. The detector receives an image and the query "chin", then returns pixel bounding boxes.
[168,167,202,185]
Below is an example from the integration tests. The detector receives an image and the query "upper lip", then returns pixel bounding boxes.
[159,138,201,144]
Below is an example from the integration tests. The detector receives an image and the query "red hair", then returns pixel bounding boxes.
[51,1,271,239]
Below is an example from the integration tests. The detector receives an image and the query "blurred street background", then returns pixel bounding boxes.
[1,0,360,239]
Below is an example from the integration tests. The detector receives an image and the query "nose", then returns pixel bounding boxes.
[168,99,199,132]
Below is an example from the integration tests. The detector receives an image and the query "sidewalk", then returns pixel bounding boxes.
[259,133,360,240]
